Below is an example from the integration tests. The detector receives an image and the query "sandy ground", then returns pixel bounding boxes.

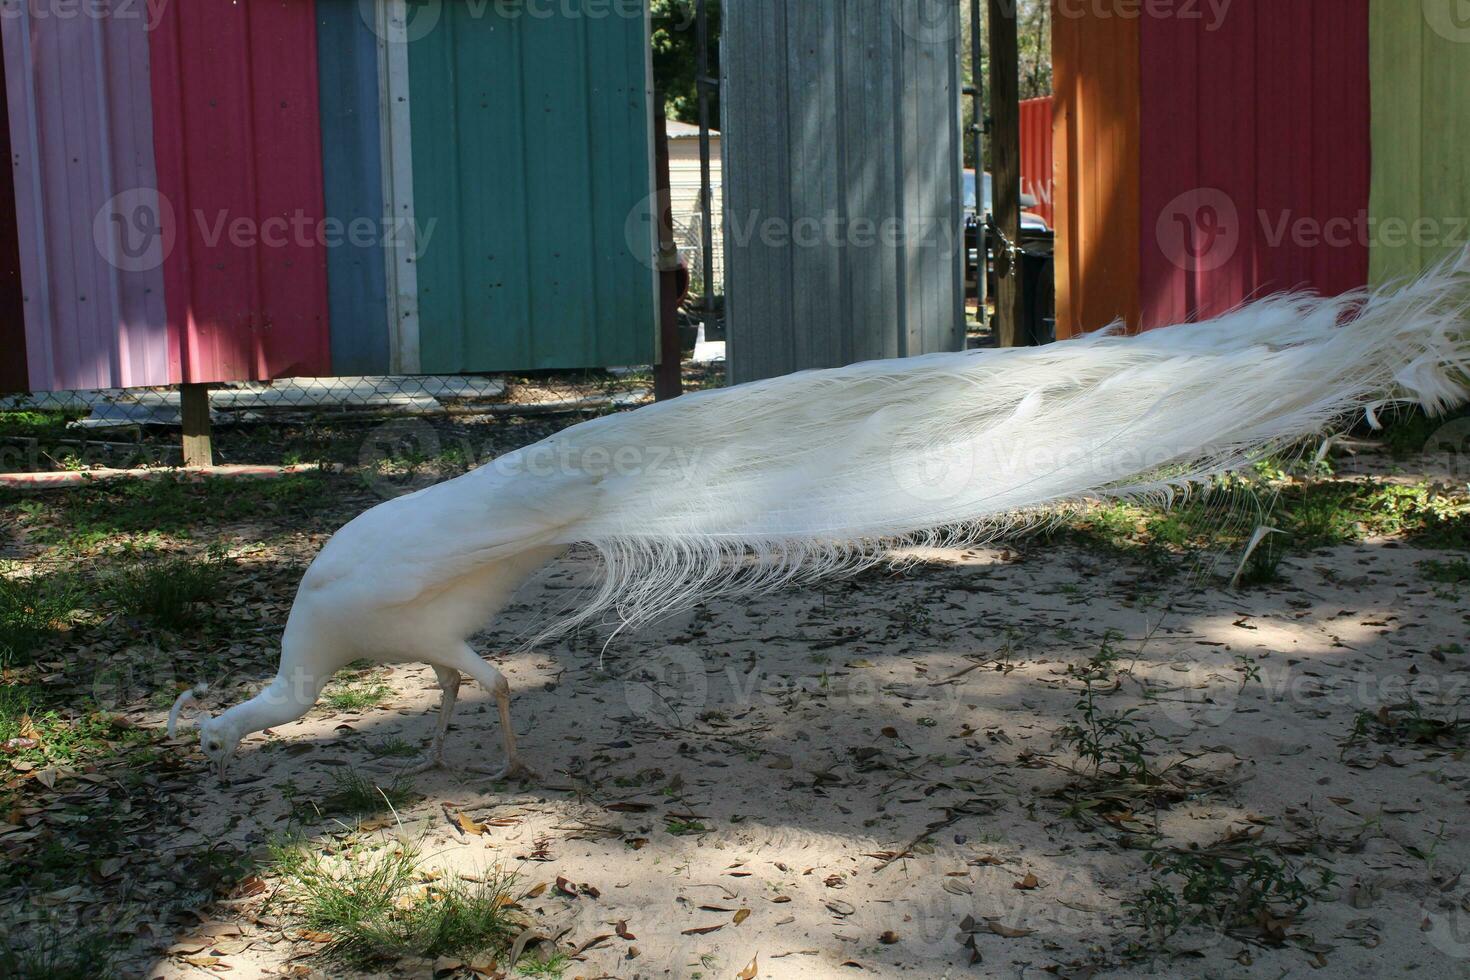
[125,521,1470,979]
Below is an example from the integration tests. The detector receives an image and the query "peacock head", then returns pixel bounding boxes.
[167,685,241,784]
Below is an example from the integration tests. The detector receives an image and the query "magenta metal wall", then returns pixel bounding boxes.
[1138,0,1371,328]
[149,0,331,383]
[1,0,171,391]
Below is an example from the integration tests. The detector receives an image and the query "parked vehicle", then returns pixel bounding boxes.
[964,170,1056,345]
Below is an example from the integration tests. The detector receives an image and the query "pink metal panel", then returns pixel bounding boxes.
[1138,0,1369,329]
[0,34,25,392]
[1,0,170,391]
[1018,96,1054,228]
[149,0,331,383]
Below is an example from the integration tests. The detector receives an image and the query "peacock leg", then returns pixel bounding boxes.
[398,666,461,775]
[444,644,534,781]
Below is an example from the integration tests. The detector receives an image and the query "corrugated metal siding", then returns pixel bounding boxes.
[149,0,331,383]
[0,34,26,393]
[1138,0,1369,328]
[405,1,656,374]
[1053,6,1140,339]
[1019,96,1054,228]
[1,0,170,391]
[722,0,965,383]
[1369,0,1470,286]
[317,0,390,376]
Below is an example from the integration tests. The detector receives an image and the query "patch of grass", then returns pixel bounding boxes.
[1420,557,1470,584]
[664,818,710,836]
[324,679,392,712]
[0,569,79,667]
[0,409,80,442]
[105,550,229,630]
[318,771,419,817]
[0,690,149,768]
[269,837,529,969]
[4,473,332,542]
[1345,700,1470,751]
[0,923,118,979]
[1128,832,1335,951]
[366,736,419,759]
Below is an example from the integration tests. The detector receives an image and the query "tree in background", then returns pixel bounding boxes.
[962,0,1052,169]
[653,0,721,126]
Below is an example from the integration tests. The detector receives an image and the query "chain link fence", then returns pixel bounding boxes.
[0,356,728,476]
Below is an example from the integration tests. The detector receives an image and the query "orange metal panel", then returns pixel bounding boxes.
[1052,2,1140,339]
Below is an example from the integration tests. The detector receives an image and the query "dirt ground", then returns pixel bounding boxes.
[3,417,1469,979]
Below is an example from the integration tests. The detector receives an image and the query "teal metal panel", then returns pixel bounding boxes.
[316,0,390,375]
[408,1,656,373]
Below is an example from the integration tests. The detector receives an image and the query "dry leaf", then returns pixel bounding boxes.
[681,923,724,936]
[988,921,1034,938]
[1013,872,1039,890]
[737,954,758,979]
[455,811,486,836]
[733,908,751,925]
[523,882,548,899]
[615,920,635,940]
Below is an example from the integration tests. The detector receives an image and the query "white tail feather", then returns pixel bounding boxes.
[502,256,1470,639]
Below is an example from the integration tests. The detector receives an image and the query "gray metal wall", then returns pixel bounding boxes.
[722,0,965,383]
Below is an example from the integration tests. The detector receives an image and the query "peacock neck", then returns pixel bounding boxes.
[217,672,327,739]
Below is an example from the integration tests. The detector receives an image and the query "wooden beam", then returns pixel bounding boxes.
[987,0,1024,346]
[652,107,684,402]
[180,383,213,468]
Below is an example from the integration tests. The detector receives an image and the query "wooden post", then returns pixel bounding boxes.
[653,107,684,401]
[180,383,213,468]
[987,0,1024,347]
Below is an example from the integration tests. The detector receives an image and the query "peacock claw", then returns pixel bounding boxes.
[469,759,534,782]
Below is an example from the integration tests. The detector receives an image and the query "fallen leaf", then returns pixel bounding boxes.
[681,923,724,936]
[988,922,1034,938]
[1014,872,1039,891]
[733,908,751,925]
[615,920,635,940]
[455,811,485,836]
[737,954,758,979]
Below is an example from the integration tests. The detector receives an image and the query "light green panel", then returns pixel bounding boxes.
[1370,1,1470,285]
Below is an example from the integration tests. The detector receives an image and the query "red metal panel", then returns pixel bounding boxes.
[1138,0,1369,329]
[149,0,330,383]
[1018,97,1054,228]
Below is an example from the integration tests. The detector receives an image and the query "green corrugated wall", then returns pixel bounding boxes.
[408,2,656,373]
[1370,1,1470,285]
